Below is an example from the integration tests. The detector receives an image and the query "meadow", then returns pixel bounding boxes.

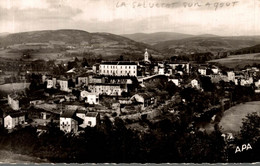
[219,101,260,133]
[209,53,260,68]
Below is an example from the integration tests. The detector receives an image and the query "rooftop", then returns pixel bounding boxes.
[60,110,77,118]
[7,111,26,118]
[101,61,137,65]
[86,112,99,117]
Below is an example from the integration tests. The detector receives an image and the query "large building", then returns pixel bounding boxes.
[88,83,127,96]
[99,61,137,77]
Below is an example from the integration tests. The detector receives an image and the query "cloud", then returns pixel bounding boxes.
[0,0,259,35]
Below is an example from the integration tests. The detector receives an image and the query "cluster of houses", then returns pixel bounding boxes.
[2,48,260,134]
[197,64,260,91]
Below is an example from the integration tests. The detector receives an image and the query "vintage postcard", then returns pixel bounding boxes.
[0,0,259,163]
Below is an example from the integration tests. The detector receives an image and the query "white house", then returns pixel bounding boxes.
[211,66,219,74]
[47,79,54,88]
[80,90,99,104]
[60,110,83,133]
[84,112,100,128]
[191,79,200,89]
[255,79,260,88]
[158,68,165,74]
[227,71,235,82]
[99,61,137,77]
[4,112,26,129]
[57,79,70,92]
[198,67,207,76]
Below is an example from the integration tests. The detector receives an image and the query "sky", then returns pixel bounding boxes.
[0,0,260,36]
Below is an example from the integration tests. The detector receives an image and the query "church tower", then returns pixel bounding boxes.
[144,48,150,62]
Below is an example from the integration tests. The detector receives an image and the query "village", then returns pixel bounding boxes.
[0,48,260,137]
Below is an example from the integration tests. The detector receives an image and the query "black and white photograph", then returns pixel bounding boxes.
[0,0,260,163]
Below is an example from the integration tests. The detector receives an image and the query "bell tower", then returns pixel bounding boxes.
[144,48,149,62]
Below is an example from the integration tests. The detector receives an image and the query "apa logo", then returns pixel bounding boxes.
[235,143,252,153]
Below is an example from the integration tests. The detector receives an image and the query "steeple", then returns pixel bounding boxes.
[144,48,149,62]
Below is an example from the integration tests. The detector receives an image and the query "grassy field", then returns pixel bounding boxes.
[0,83,30,94]
[209,53,260,68]
[218,101,260,134]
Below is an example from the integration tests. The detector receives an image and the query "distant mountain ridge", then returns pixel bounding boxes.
[122,32,194,45]
[153,36,260,54]
[122,32,260,55]
[0,29,161,60]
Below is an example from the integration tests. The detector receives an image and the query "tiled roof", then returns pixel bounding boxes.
[60,110,76,118]
[8,111,26,118]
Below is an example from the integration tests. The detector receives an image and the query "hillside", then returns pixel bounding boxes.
[122,32,194,45]
[0,29,160,61]
[234,44,260,54]
[153,36,260,55]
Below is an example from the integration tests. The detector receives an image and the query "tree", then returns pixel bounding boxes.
[240,112,260,143]
[81,58,89,67]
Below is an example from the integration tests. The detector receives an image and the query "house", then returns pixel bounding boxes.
[86,93,99,104]
[211,66,219,74]
[88,83,127,96]
[60,110,83,133]
[158,68,165,74]
[131,93,156,110]
[46,77,57,89]
[99,61,137,77]
[255,79,260,88]
[227,71,235,82]
[191,79,200,89]
[77,74,89,86]
[168,62,190,74]
[88,75,105,84]
[47,79,54,88]
[8,93,21,110]
[57,79,70,92]
[169,78,180,87]
[76,109,87,120]
[4,112,26,129]
[84,112,100,128]
[198,66,207,76]
[80,90,99,104]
